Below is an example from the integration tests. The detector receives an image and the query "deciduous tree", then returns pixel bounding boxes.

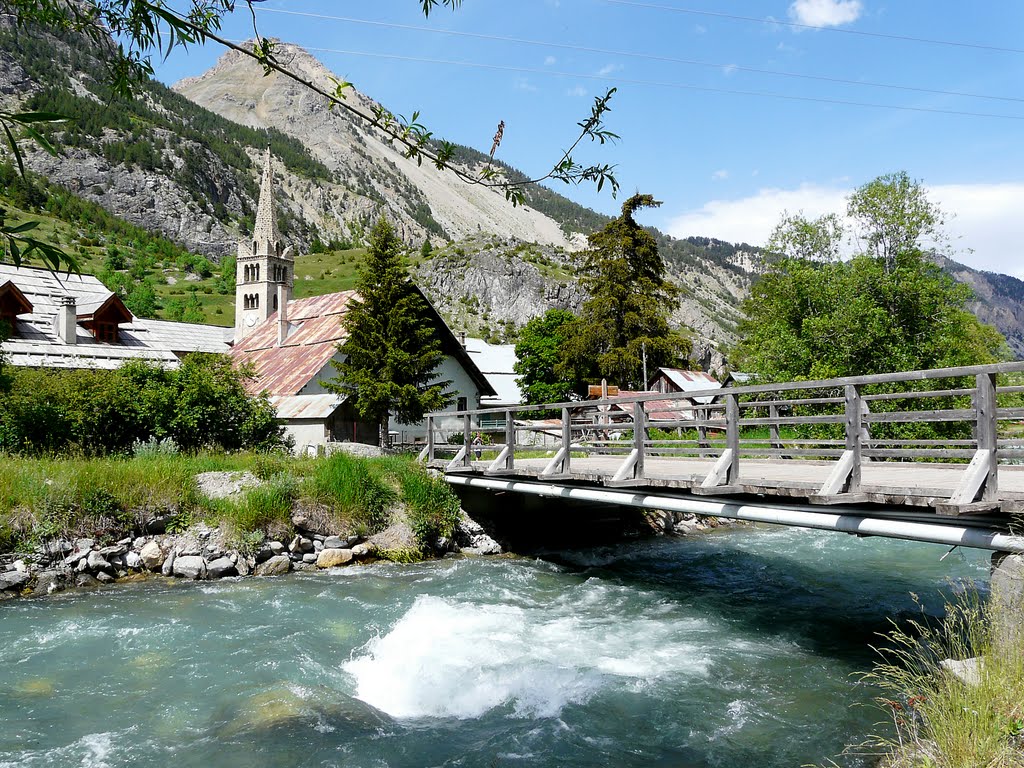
[514,309,577,405]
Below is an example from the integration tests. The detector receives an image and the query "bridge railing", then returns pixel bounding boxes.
[422,361,1024,511]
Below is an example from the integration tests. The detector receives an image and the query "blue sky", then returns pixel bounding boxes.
[156,1,1024,276]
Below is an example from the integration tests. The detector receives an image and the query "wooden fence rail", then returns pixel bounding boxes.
[421,361,1024,515]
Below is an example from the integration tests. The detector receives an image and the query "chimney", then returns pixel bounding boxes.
[57,296,77,344]
[457,331,466,347]
[277,284,288,347]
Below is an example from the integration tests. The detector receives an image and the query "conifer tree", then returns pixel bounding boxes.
[327,218,451,446]
[559,194,690,390]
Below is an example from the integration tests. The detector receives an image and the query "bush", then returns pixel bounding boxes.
[0,355,287,456]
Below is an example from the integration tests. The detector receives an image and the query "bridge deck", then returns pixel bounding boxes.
[435,457,1024,514]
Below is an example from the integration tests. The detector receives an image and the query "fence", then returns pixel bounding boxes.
[422,361,1024,511]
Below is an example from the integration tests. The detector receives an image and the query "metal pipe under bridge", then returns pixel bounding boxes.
[422,361,1024,553]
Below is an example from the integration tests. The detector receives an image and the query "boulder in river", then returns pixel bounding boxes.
[173,556,207,580]
[161,549,176,577]
[254,555,291,577]
[316,548,353,568]
[207,557,237,579]
[140,541,164,571]
[0,570,30,591]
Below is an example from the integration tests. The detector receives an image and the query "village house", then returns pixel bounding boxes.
[229,150,495,453]
[0,264,231,370]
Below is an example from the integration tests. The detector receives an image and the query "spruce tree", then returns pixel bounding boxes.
[559,194,690,390]
[327,218,451,446]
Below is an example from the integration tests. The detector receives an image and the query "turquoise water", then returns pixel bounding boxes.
[0,525,990,767]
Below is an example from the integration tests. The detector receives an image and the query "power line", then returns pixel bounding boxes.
[250,41,1024,122]
[255,7,1024,104]
[604,1,1024,55]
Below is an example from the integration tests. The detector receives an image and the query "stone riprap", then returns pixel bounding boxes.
[0,512,502,600]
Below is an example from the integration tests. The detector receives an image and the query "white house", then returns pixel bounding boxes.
[229,150,495,452]
[0,264,231,370]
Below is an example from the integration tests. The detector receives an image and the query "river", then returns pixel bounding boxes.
[0,525,990,767]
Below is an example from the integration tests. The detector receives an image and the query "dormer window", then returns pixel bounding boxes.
[79,294,132,345]
[0,281,33,337]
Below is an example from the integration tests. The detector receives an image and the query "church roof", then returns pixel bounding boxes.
[230,288,497,398]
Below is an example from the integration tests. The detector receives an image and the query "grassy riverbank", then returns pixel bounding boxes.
[833,585,1024,768]
[0,451,461,559]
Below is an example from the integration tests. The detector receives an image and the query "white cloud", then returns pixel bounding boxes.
[544,55,557,66]
[597,63,621,77]
[789,0,863,28]
[513,77,537,92]
[712,169,730,181]
[695,24,707,34]
[666,181,1024,276]
[722,63,738,76]
[567,85,588,97]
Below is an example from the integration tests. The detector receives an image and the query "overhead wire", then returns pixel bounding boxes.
[254,6,1024,105]
[603,0,1024,55]
[243,40,1024,122]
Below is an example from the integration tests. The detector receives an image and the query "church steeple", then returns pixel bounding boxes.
[234,147,295,342]
[253,145,280,248]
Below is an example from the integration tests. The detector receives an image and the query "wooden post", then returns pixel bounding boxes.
[769,404,780,450]
[697,407,708,454]
[426,415,435,462]
[725,393,740,484]
[463,413,472,468]
[504,409,515,471]
[561,406,572,475]
[634,400,646,480]
[845,384,862,493]
[976,372,998,501]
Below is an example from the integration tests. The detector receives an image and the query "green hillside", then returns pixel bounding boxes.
[1,162,369,327]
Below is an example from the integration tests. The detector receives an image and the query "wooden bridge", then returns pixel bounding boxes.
[423,362,1024,552]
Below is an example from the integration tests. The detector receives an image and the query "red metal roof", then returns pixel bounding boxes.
[231,292,357,396]
[230,288,497,399]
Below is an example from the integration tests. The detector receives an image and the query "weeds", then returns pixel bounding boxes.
[851,588,1024,768]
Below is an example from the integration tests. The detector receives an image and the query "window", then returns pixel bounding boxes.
[479,411,507,430]
[457,397,467,412]
[94,322,118,344]
[252,241,257,255]
[273,294,278,310]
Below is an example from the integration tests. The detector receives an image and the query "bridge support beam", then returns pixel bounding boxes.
[444,475,1024,554]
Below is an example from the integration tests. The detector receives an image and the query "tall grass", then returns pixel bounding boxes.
[1,451,465,555]
[302,453,397,535]
[0,453,259,549]
[855,589,1024,768]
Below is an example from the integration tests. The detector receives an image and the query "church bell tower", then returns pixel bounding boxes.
[235,147,295,342]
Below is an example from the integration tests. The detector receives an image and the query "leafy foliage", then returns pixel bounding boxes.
[327,218,453,445]
[559,194,690,389]
[514,309,578,405]
[0,354,286,455]
[737,173,1006,382]
[735,252,1006,382]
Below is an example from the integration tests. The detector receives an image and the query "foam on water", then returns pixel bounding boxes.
[344,592,712,720]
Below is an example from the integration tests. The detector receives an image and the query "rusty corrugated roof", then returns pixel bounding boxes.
[231,291,356,396]
[231,288,498,399]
